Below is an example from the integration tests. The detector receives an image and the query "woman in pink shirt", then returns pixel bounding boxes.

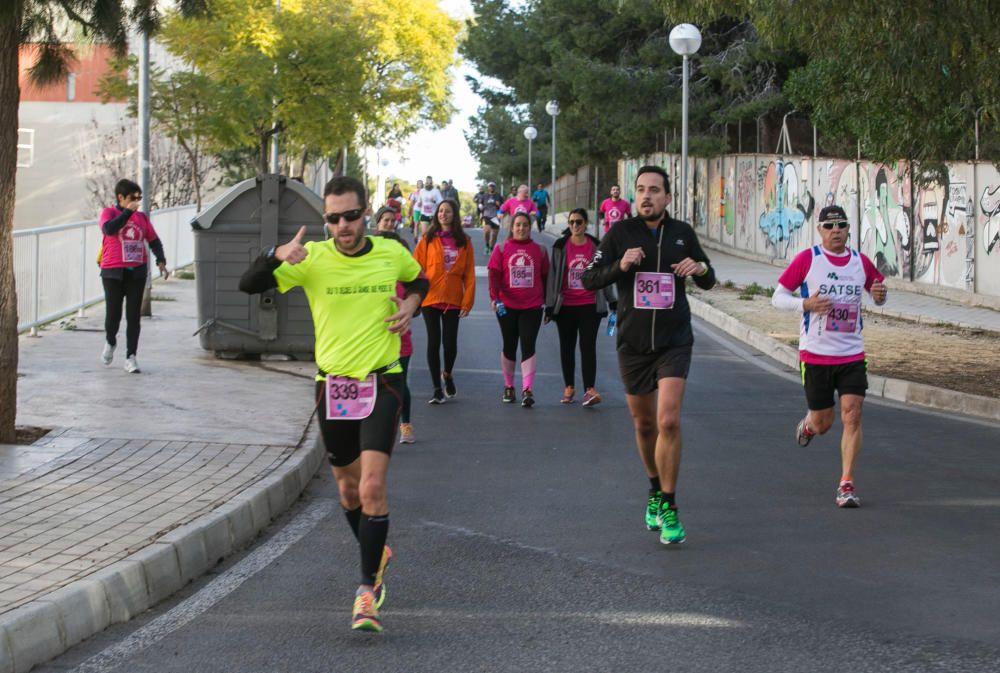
[98,179,169,374]
[487,212,550,407]
[500,184,538,230]
[545,208,616,406]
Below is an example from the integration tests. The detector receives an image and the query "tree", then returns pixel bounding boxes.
[0,1,205,443]
[158,0,460,177]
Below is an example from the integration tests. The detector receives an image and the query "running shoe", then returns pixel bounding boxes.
[560,386,575,404]
[101,343,115,366]
[836,480,861,508]
[581,388,602,407]
[443,372,457,398]
[124,355,140,374]
[658,503,686,545]
[502,386,516,403]
[351,588,382,632]
[399,423,415,444]
[428,388,446,405]
[373,544,392,608]
[645,491,661,530]
[521,388,535,408]
[796,417,815,447]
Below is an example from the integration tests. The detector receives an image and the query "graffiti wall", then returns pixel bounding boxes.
[619,153,1000,298]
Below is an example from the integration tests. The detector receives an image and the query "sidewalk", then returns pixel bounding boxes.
[4,278,324,673]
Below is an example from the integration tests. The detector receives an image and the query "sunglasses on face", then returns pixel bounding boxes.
[568,219,586,225]
[820,220,849,230]
[324,209,364,224]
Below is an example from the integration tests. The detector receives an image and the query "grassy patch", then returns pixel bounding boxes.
[738,282,775,300]
[174,268,195,280]
[151,295,177,302]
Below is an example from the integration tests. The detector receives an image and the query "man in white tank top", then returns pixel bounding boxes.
[772,205,888,508]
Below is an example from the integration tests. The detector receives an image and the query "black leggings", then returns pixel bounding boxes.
[498,307,543,361]
[554,304,600,389]
[102,268,147,357]
[422,307,460,390]
[399,355,412,423]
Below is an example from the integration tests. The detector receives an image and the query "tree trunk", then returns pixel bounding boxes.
[0,4,23,443]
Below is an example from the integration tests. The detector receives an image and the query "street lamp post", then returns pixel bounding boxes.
[524,126,537,188]
[546,100,560,224]
[669,23,701,222]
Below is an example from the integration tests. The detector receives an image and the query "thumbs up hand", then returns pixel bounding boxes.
[275,226,309,265]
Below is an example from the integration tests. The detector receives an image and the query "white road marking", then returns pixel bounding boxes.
[70,499,336,673]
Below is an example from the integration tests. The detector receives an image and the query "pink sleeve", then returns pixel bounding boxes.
[499,199,510,215]
[99,207,119,227]
[625,202,632,216]
[778,250,812,291]
[861,254,884,291]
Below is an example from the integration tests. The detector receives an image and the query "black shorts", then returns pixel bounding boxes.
[314,373,404,467]
[419,214,433,223]
[617,344,692,395]
[801,360,868,410]
[481,216,499,229]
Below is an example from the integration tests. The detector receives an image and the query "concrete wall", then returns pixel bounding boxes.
[620,153,1000,299]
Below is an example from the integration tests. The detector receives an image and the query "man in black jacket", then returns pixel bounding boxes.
[582,165,715,545]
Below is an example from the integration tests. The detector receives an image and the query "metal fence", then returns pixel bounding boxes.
[13,204,197,334]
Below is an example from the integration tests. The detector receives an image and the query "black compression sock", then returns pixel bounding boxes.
[359,513,389,586]
[649,476,662,493]
[343,505,362,541]
[662,492,676,508]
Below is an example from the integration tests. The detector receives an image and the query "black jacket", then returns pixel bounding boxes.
[581,215,715,353]
[545,232,616,318]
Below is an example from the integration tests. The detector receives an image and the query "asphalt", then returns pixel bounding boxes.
[5,222,1000,672]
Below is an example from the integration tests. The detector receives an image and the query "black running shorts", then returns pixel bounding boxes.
[800,359,868,410]
[617,344,693,395]
[314,373,404,467]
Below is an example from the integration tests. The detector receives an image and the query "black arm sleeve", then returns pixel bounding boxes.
[581,234,623,290]
[102,208,134,235]
[689,234,716,290]
[239,253,282,294]
[400,276,429,304]
[148,239,166,266]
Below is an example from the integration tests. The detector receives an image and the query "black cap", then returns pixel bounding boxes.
[818,205,848,223]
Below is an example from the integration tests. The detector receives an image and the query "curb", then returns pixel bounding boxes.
[0,423,324,673]
[689,296,1000,423]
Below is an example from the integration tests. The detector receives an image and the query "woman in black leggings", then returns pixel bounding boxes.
[412,199,476,404]
[545,208,615,406]
[97,179,169,374]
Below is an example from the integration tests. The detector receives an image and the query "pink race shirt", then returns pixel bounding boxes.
[487,239,549,310]
[562,239,597,306]
[500,198,537,219]
[439,232,459,272]
[98,208,159,268]
[778,247,884,365]
[600,198,631,232]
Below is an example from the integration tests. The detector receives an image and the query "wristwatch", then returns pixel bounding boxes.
[265,245,277,260]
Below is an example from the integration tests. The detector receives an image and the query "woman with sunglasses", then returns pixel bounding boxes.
[487,212,550,407]
[413,199,476,404]
[545,208,616,406]
[98,178,170,373]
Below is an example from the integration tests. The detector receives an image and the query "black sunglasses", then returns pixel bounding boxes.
[568,219,586,225]
[324,209,364,224]
[820,220,849,230]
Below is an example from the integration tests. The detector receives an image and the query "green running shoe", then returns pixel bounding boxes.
[645,491,661,530]
[658,504,686,545]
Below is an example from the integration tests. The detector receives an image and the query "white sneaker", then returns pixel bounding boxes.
[124,356,140,373]
[101,343,115,365]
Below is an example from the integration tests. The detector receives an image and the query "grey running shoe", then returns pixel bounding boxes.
[124,355,140,374]
[796,417,815,447]
[101,343,115,366]
[836,481,861,508]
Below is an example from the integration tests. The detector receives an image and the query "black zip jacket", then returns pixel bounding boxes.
[581,215,715,353]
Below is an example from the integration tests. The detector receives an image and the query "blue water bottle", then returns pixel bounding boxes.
[606,311,617,336]
[496,301,507,317]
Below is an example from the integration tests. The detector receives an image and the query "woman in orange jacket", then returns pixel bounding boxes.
[413,199,476,404]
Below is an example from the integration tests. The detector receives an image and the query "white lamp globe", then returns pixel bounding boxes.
[669,23,702,56]
[524,126,537,140]
[545,100,560,117]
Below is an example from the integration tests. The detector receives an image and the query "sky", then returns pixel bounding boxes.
[365,0,484,194]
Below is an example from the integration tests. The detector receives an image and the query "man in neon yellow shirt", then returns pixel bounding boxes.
[240,176,427,633]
